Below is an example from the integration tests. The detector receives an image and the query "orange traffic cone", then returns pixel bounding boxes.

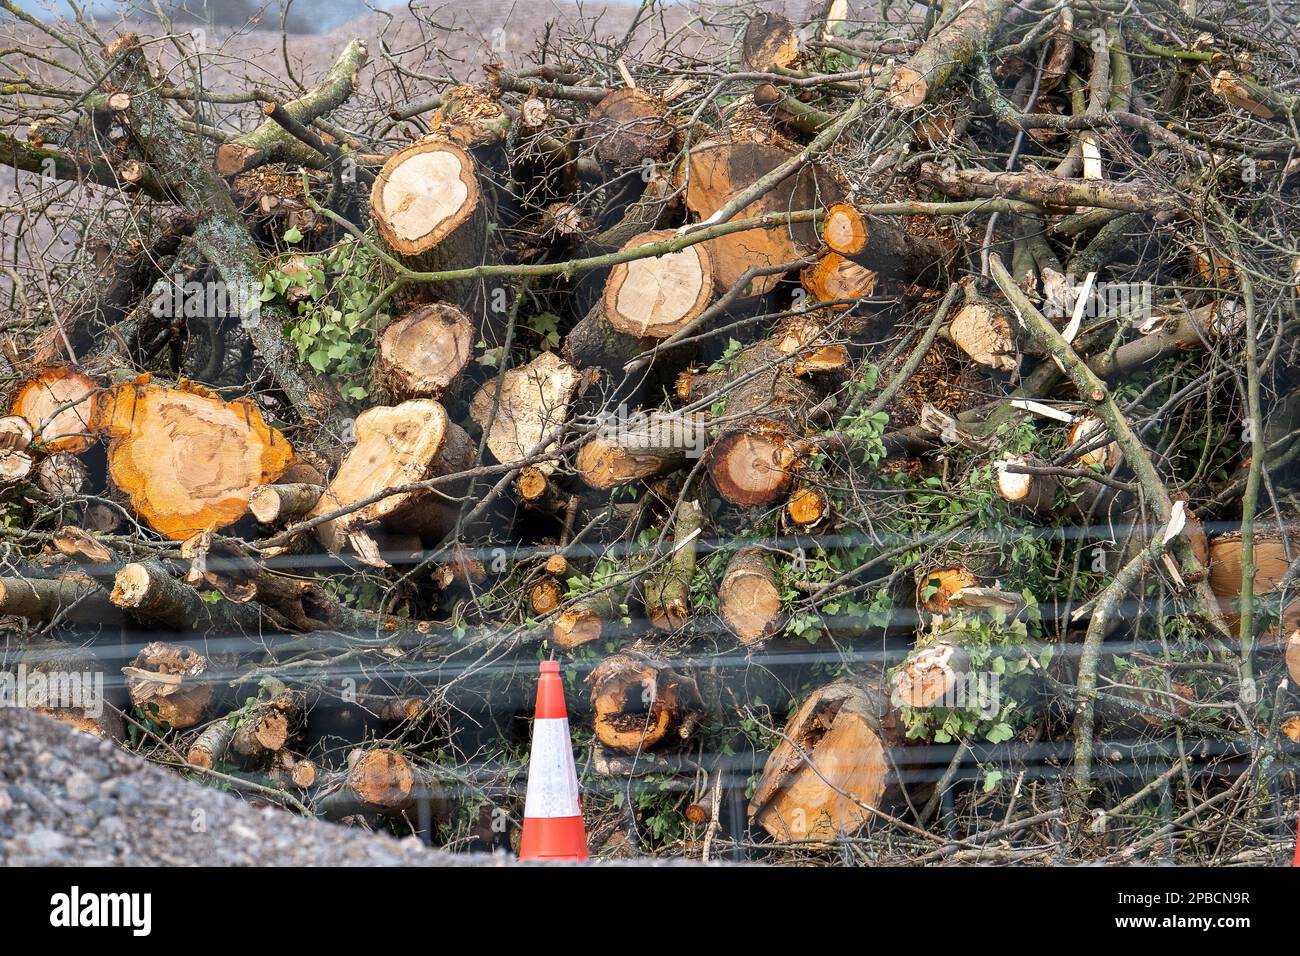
[1294,806,1300,866]
[519,660,588,861]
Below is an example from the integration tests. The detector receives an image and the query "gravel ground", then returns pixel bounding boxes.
[0,707,500,866]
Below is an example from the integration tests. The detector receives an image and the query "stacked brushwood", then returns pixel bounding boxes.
[1,0,1299,865]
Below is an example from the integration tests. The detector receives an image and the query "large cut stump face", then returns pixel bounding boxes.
[97,380,293,540]
[370,139,479,257]
[679,138,838,296]
[307,399,449,548]
[603,230,714,338]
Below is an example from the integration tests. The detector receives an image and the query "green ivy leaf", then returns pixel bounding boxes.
[985,722,1014,744]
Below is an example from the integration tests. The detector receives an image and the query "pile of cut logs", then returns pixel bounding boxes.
[1,0,1297,862]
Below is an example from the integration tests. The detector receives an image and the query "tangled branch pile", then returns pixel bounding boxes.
[1,0,1299,863]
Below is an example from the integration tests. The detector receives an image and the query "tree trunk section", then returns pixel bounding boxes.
[370,137,487,309]
[676,133,839,296]
[96,379,294,540]
[748,679,908,842]
[587,650,702,753]
[602,230,715,338]
[719,547,781,644]
[374,303,475,401]
[10,366,101,454]
[306,399,473,560]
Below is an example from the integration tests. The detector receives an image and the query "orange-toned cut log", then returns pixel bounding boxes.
[918,566,976,614]
[801,252,877,308]
[676,135,839,296]
[587,651,700,753]
[748,680,904,842]
[821,202,868,256]
[10,366,101,454]
[1207,530,1300,642]
[96,379,293,540]
[892,643,964,708]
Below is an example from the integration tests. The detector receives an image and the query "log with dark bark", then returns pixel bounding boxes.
[820,203,953,291]
[111,561,272,634]
[996,455,1060,514]
[552,577,638,649]
[0,573,118,624]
